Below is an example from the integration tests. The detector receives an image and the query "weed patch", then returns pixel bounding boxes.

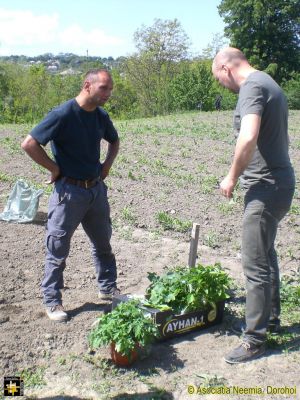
[19,367,46,388]
[156,211,192,233]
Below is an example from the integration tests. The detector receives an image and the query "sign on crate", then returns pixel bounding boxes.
[112,294,225,340]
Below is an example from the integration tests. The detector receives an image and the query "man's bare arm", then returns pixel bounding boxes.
[220,114,261,198]
[21,135,60,183]
[101,139,120,180]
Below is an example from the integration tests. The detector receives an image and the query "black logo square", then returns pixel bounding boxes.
[4,376,24,396]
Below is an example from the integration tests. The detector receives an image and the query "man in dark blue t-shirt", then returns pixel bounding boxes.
[21,69,120,322]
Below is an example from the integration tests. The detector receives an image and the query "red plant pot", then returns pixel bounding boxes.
[110,342,138,367]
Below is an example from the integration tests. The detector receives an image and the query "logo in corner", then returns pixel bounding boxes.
[4,376,24,396]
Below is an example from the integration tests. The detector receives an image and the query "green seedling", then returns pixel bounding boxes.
[156,211,192,233]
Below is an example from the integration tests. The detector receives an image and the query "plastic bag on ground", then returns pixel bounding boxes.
[0,179,43,223]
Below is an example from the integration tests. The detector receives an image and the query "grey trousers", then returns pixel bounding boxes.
[242,184,294,345]
[41,178,117,306]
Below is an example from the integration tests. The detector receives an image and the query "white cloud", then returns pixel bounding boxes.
[0,8,126,56]
[59,24,125,55]
[0,8,58,46]
[60,24,124,47]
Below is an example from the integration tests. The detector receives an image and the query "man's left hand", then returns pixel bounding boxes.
[220,175,237,198]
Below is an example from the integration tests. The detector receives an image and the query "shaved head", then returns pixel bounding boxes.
[212,47,253,93]
[83,69,112,86]
[213,47,248,71]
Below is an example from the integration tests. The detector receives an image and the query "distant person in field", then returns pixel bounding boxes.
[212,47,295,363]
[21,69,120,322]
[214,95,222,111]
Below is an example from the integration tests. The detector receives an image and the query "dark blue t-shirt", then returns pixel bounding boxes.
[30,99,119,180]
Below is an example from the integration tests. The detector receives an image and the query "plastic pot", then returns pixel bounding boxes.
[110,342,138,367]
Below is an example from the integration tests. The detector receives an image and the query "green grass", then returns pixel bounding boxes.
[267,331,300,351]
[203,232,220,248]
[0,136,23,155]
[280,275,300,323]
[0,172,13,182]
[217,202,234,215]
[121,206,137,225]
[289,204,300,215]
[200,175,219,194]
[195,373,228,388]
[19,367,46,388]
[156,211,192,233]
[116,111,234,139]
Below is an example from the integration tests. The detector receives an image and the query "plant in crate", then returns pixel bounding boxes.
[143,263,232,314]
[88,299,159,367]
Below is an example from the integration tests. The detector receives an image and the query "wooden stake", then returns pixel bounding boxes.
[188,223,200,267]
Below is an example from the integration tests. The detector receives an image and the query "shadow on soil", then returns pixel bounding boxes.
[37,393,174,400]
[32,211,48,226]
[132,340,185,373]
[67,302,111,318]
[37,397,90,400]
[111,392,174,399]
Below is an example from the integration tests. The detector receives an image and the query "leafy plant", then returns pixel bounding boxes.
[19,367,46,388]
[195,373,227,388]
[203,232,220,249]
[280,275,300,312]
[121,206,137,225]
[289,204,300,215]
[88,300,159,357]
[267,331,300,351]
[144,263,231,314]
[200,175,219,194]
[156,211,192,233]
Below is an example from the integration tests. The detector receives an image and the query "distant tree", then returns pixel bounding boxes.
[133,18,190,63]
[283,73,300,109]
[201,33,228,59]
[168,61,216,111]
[218,0,300,82]
[125,18,190,116]
[104,68,139,119]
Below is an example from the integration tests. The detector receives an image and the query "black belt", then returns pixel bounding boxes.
[63,177,99,189]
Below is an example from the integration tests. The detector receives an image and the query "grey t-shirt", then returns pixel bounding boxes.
[234,71,295,189]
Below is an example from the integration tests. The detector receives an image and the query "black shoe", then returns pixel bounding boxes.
[224,341,266,364]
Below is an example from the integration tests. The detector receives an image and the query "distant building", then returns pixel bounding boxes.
[59,68,81,76]
[47,65,58,72]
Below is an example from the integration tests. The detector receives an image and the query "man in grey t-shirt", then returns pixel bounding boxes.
[212,48,295,363]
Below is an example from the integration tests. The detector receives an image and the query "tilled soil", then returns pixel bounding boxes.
[0,111,299,399]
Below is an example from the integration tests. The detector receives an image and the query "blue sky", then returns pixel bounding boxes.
[0,0,225,58]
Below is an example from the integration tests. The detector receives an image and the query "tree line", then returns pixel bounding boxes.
[0,0,299,123]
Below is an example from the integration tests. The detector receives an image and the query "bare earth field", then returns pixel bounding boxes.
[0,110,299,400]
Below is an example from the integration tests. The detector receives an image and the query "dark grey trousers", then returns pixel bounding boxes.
[41,178,117,306]
[242,184,294,345]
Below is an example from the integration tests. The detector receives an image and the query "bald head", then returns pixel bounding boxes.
[83,69,112,86]
[213,47,248,70]
[212,47,254,93]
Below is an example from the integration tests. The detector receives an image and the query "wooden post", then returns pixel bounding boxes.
[188,223,200,267]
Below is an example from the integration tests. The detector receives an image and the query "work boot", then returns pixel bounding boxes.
[224,341,266,364]
[45,305,68,322]
[98,287,121,301]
